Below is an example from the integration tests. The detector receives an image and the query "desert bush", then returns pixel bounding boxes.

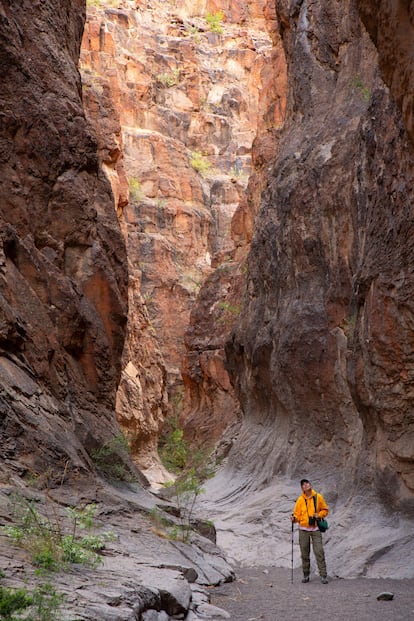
[90,433,136,481]
[206,11,224,34]
[2,495,113,571]
[128,178,144,203]
[0,582,64,621]
[156,69,181,87]
[190,151,211,176]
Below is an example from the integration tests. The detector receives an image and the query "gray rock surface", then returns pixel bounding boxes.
[0,481,234,620]
[200,475,414,579]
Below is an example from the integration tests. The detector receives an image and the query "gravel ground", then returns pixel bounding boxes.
[210,566,414,621]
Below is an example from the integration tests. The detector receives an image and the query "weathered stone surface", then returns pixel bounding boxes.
[0,0,128,478]
[356,0,414,146]
[0,482,234,620]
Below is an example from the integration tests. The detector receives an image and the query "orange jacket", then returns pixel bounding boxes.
[293,490,329,528]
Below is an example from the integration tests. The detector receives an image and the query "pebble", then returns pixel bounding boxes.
[376,592,394,601]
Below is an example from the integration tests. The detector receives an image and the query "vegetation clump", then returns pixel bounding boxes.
[90,433,136,481]
[190,151,211,176]
[205,11,225,34]
[156,68,181,87]
[158,404,215,542]
[128,178,144,203]
[2,494,113,571]
[0,582,64,621]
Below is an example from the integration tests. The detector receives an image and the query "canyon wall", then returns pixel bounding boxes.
[80,0,281,464]
[0,0,129,482]
[357,0,414,146]
[204,0,414,577]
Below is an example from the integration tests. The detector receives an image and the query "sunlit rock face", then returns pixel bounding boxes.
[0,0,128,481]
[203,0,414,577]
[80,0,282,461]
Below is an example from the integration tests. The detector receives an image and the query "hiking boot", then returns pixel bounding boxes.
[302,575,310,583]
[321,576,328,584]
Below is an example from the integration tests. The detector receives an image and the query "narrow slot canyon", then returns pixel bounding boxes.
[0,1,413,620]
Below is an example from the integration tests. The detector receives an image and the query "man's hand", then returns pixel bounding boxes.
[290,515,295,523]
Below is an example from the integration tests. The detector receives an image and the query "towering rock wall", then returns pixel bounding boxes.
[206,0,414,577]
[182,0,286,447]
[80,0,280,460]
[0,0,128,481]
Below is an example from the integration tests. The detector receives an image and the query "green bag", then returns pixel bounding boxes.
[313,495,329,533]
[316,517,328,533]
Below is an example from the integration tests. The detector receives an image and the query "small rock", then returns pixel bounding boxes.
[142,611,159,621]
[376,592,394,601]
[196,602,231,618]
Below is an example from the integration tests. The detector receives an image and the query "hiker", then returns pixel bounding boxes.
[290,478,329,584]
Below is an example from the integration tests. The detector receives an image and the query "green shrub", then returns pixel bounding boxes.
[159,411,215,542]
[156,69,181,88]
[184,24,201,43]
[353,75,371,102]
[217,300,241,325]
[163,457,214,543]
[0,586,33,620]
[128,178,144,203]
[190,151,211,176]
[2,495,111,571]
[206,11,224,34]
[90,433,135,481]
[159,415,187,473]
[0,582,63,621]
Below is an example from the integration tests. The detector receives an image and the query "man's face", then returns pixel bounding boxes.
[301,481,312,493]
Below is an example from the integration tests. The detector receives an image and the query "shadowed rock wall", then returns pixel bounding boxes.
[357,0,414,146]
[0,0,128,481]
[206,0,414,577]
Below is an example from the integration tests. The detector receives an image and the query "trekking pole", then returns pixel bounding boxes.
[291,517,294,584]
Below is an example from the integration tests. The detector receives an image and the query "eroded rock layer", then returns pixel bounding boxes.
[0,0,128,480]
[208,0,414,577]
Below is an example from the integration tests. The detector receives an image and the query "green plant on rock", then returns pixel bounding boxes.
[159,408,215,542]
[353,75,371,102]
[148,507,172,536]
[0,582,64,621]
[206,11,224,34]
[128,178,144,203]
[0,585,33,621]
[163,447,215,543]
[156,68,181,88]
[184,23,201,43]
[163,468,204,543]
[190,151,211,176]
[91,433,135,481]
[159,413,187,473]
[340,314,357,338]
[2,494,112,571]
[217,300,241,325]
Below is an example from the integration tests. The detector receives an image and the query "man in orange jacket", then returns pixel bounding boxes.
[291,479,329,584]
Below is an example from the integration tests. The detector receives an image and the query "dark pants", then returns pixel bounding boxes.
[299,529,327,577]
